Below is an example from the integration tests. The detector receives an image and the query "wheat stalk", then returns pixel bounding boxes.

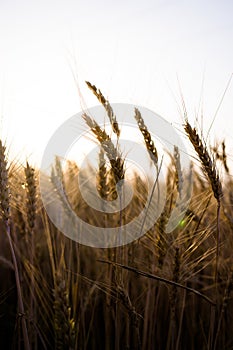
[0,140,30,350]
[98,260,215,305]
[167,247,181,350]
[184,120,222,306]
[24,162,37,346]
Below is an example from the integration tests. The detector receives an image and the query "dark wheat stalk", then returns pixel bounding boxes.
[83,108,125,350]
[134,107,161,233]
[184,121,222,285]
[213,271,233,350]
[97,147,114,349]
[167,247,181,350]
[24,162,37,346]
[96,147,113,349]
[0,140,30,350]
[98,260,215,305]
[156,162,176,269]
[134,107,160,349]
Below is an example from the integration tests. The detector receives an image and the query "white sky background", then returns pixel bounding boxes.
[0,0,233,169]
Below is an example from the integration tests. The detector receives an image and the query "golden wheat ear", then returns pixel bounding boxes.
[86,81,120,137]
[83,112,125,184]
[134,108,158,168]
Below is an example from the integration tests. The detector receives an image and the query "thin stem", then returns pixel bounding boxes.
[6,223,30,350]
[98,260,216,306]
[139,157,163,237]
[215,201,221,287]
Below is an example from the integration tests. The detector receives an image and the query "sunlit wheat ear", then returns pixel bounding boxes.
[86,81,120,137]
[25,162,37,231]
[83,113,125,184]
[134,108,158,168]
[184,121,223,202]
[0,140,10,222]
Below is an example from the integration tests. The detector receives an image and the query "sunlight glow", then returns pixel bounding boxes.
[0,0,233,166]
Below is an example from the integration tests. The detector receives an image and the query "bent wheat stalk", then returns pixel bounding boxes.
[98,260,216,305]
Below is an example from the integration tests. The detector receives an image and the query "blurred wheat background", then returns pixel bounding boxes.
[1,82,233,350]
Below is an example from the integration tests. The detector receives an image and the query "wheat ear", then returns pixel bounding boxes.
[184,121,222,202]
[134,108,158,167]
[53,273,76,349]
[221,141,229,173]
[25,162,37,231]
[86,81,120,137]
[174,146,183,197]
[83,113,124,184]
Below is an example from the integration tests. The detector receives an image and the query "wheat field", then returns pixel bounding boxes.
[0,83,233,350]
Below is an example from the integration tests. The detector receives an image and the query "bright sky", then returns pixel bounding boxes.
[0,0,233,168]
